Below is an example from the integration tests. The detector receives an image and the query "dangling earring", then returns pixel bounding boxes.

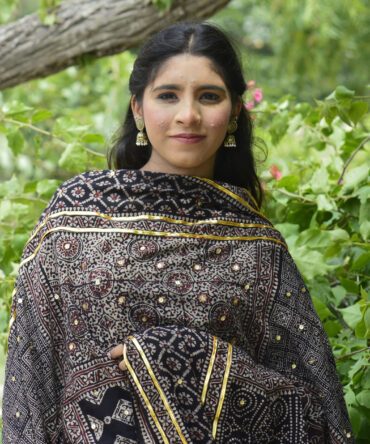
[224,117,237,148]
[135,118,148,146]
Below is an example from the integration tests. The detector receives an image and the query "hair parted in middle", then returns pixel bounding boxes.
[108,21,263,207]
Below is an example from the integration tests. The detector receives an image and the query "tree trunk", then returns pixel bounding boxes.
[0,0,230,90]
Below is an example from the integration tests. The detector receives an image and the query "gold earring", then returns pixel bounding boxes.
[224,118,237,148]
[135,118,148,146]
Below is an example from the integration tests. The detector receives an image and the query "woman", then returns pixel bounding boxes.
[3,23,353,443]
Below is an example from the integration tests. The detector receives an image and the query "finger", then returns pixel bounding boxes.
[119,360,127,371]
[109,344,124,359]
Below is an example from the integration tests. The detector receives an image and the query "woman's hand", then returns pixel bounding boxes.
[108,344,127,371]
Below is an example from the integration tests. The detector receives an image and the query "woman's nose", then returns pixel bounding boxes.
[175,100,201,126]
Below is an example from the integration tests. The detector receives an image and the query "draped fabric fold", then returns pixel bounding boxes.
[3,169,353,443]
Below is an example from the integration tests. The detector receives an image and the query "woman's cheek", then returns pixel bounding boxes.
[143,104,170,130]
[206,109,231,129]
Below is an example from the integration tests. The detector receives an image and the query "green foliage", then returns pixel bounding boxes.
[152,0,173,12]
[258,89,370,441]
[212,0,370,101]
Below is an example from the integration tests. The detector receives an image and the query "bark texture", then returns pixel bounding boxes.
[0,0,230,90]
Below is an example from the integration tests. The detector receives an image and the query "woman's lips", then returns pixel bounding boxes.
[171,134,206,144]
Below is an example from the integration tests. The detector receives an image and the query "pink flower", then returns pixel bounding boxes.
[245,101,255,111]
[339,179,343,184]
[253,88,263,102]
[247,80,255,87]
[270,165,283,181]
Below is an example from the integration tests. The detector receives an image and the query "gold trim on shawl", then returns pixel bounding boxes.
[197,177,267,219]
[123,344,169,444]
[8,310,16,333]
[20,226,287,268]
[212,343,233,440]
[25,210,279,248]
[242,187,259,209]
[201,336,218,404]
[128,336,188,444]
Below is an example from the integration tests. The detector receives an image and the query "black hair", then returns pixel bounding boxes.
[108,22,263,207]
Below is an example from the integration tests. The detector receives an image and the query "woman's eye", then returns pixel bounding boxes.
[157,92,177,101]
[201,92,220,102]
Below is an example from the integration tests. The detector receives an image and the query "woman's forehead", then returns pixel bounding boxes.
[150,54,225,88]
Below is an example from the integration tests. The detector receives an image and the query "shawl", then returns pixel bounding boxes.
[3,169,353,443]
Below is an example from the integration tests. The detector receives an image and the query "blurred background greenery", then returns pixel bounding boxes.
[0,0,369,183]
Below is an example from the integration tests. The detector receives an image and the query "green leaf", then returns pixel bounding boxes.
[24,181,38,194]
[345,386,356,405]
[342,165,369,191]
[356,390,370,409]
[316,194,336,211]
[82,133,105,144]
[12,234,29,256]
[362,368,370,389]
[334,85,355,100]
[311,167,329,194]
[152,0,172,11]
[2,100,33,116]
[351,252,370,271]
[349,101,368,125]
[58,143,87,172]
[356,306,370,339]
[0,175,22,198]
[312,297,332,321]
[54,117,91,142]
[360,287,369,302]
[291,247,330,280]
[360,221,370,240]
[295,228,331,249]
[339,278,359,294]
[36,179,60,199]
[275,223,299,249]
[337,106,352,126]
[328,229,350,243]
[324,320,342,337]
[339,304,362,329]
[32,109,53,124]
[6,130,24,155]
[331,286,346,306]
[43,13,56,26]
[276,175,299,192]
[348,406,362,435]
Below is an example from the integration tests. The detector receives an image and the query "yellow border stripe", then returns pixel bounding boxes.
[242,187,259,209]
[25,210,279,247]
[128,336,188,444]
[201,336,218,404]
[212,343,233,440]
[197,177,268,220]
[123,344,169,444]
[20,226,286,268]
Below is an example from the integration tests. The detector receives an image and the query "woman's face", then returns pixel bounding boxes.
[132,54,240,178]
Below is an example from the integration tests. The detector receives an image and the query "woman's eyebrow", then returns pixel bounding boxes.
[152,84,226,93]
[152,84,181,92]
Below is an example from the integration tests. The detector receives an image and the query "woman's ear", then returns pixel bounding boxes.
[233,97,243,120]
[131,95,143,120]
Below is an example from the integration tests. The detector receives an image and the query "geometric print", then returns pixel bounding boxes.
[3,169,353,443]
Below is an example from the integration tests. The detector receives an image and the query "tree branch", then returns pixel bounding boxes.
[0,0,230,90]
[337,135,370,184]
[335,346,370,361]
[2,117,106,157]
[265,187,316,203]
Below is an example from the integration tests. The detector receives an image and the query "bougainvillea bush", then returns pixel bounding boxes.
[0,84,369,440]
